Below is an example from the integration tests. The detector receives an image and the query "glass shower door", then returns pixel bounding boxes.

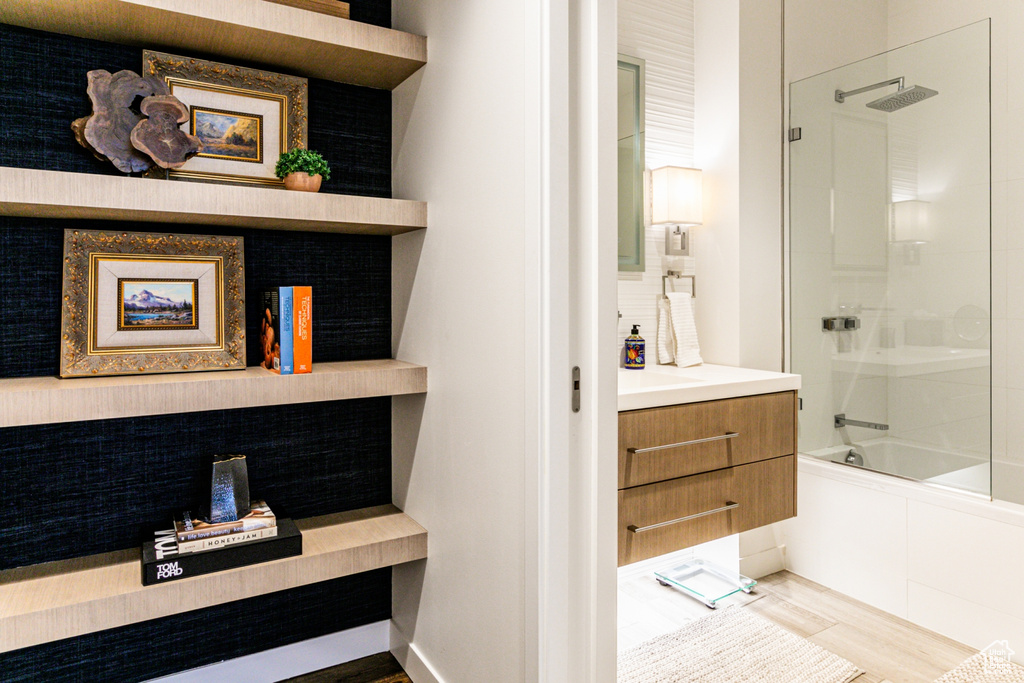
[789,20,991,496]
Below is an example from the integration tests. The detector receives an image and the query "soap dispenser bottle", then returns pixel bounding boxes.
[624,324,645,369]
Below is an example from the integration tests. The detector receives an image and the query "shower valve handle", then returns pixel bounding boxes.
[823,316,860,331]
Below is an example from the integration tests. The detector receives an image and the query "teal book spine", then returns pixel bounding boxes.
[279,287,294,375]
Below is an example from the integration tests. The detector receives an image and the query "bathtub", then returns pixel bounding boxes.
[779,452,1024,663]
[807,437,990,496]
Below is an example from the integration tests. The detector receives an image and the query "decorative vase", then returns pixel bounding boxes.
[283,172,322,192]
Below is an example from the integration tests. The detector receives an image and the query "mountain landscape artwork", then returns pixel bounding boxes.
[191,108,262,162]
[120,281,196,329]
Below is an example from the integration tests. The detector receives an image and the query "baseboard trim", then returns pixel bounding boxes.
[741,544,786,580]
[147,620,390,683]
[390,621,447,683]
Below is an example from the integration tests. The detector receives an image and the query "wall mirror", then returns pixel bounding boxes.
[618,54,645,272]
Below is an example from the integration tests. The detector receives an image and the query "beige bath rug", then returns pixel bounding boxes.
[618,606,861,683]
[935,653,1024,682]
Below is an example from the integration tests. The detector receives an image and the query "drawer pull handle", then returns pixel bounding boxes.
[627,501,739,533]
[628,432,739,454]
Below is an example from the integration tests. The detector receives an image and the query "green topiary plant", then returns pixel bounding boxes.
[275,148,331,181]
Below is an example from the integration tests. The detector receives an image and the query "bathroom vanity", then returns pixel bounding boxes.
[617,365,800,566]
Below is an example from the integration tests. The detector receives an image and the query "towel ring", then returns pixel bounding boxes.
[662,271,696,299]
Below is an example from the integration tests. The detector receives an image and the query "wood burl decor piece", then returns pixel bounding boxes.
[70,116,105,163]
[75,69,170,174]
[130,95,202,169]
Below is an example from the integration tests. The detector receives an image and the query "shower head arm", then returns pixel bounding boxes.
[835,77,904,103]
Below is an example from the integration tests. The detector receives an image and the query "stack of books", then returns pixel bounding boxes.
[141,500,302,585]
[261,286,313,375]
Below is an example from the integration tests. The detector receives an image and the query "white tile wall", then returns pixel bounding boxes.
[788,17,992,466]
[783,1,1024,658]
[617,0,696,358]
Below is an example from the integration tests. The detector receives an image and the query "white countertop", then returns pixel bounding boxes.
[618,363,801,411]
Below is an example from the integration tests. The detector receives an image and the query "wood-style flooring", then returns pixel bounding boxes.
[619,569,979,683]
[278,652,411,683]
[284,570,975,683]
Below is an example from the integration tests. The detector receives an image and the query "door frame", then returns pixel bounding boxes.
[523,0,619,680]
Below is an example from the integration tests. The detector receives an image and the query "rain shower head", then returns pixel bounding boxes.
[835,77,938,112]
[865,85,939,112]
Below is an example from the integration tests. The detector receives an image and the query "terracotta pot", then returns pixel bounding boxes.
[283,172,322,192]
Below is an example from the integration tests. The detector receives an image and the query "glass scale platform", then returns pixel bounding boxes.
[654,558,756,609]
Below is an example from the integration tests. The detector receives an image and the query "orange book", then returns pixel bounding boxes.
[293,286,312,373]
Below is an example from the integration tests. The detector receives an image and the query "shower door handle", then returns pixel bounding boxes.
[627,432,739,454]
[627,501,739,533]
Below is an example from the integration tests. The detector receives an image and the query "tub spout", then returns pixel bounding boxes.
[834,414,888,430]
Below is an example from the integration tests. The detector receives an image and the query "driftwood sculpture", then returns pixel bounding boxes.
[74,69,170,174]
[130,95,203,169]
[70,116,105,163]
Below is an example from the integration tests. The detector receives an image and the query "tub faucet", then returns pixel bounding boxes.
[834,414,888,430]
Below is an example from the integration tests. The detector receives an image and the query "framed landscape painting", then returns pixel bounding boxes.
[191,107,264,164]
[59,230,246,378]
[143,50,307,187]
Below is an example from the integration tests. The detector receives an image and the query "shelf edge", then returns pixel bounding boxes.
[0,360,428,428]
[0,505,427,652]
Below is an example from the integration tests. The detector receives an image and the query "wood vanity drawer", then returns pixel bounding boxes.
[618,391,796,489]
[617,455,796,566]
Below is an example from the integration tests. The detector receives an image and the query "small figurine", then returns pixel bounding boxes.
[206,454,250,523]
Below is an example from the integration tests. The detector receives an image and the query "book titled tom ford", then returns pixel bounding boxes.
[174,500,275,543]
[141,518,302,586]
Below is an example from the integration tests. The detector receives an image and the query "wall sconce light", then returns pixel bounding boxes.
[890,199,930,265]
[652,166,703,256]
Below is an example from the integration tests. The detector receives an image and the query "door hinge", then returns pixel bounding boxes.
[572,366,581,413]
[788,127,802,142]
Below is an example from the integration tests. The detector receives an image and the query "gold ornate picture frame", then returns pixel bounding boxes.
[143,50,308,187]
[60,230,246,378]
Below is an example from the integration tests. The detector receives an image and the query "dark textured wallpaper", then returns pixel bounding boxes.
[351,1,391,28]
[0,396,391,570]
[0,22,391,197]
[0,217,391,379]
[0,569,392,683]
[0,4,397,678]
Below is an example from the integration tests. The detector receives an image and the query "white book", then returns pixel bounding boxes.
[176,524,278,553]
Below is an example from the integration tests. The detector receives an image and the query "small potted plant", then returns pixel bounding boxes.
[275,148,331,192]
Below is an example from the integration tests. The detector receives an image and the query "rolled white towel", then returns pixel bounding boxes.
[657,297,675,365]
[666,292,703,367]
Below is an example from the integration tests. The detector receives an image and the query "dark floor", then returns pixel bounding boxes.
[278,652,411,683]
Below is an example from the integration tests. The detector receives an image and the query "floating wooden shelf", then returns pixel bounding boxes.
[0,0,426,90]
[0,359,427,428]
[0,168,427,236]
[0,505,427,652]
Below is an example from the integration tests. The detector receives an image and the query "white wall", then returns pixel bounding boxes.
[693,0,786,576]
[389,2,618,681]
[693,0,783,371]
[693,0,740,366]
[390,3,529,680]
[616,0,696,357]
[737,0,784,372]
[784,0,888,82]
